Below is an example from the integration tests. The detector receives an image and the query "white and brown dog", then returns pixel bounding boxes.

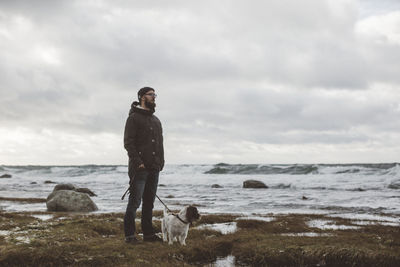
[162,205,200,245]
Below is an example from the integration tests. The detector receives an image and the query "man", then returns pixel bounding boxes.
[123,87,164,244]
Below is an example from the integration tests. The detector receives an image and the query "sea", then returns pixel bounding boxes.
[1,163,400,223]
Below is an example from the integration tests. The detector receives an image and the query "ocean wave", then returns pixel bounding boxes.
[50,165,118,177]
[345,187,379,192]
[271,183,292,189]
[0,165,122,178]
[204,163,319,175]
[1,165,53,174]
[2,163,400,220]
[204,163,400,175]
[3,163,398,177]
[335,169,361,174]
[316,205,388,214]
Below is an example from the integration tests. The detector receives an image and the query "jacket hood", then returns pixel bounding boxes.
[129,101,155,116]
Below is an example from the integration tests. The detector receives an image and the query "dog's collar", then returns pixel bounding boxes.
[176,214,190,225]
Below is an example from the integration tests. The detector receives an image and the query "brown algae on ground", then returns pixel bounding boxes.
[0,197,47,203]
[0,211,399,266]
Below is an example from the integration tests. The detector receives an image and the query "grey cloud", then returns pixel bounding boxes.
[2,0,397,90]
[0,0,364,88]
[0,0,400,164]
[160,84,400,145]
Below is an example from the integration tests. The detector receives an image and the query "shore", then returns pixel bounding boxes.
[1,206,399,267]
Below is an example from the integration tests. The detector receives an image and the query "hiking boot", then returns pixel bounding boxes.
[125,236,139,244]
[143,234,162,242]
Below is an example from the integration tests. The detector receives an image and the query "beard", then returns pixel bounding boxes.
[145,99,156,110]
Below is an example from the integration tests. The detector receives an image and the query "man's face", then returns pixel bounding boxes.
[143,90,156,109]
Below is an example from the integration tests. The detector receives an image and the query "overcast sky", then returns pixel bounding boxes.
[1,0,399,165]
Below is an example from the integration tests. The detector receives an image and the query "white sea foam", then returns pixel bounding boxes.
[31,214,54,221]
[196,222,237,235]
[236,216,274,222]
[14,235,31,244]
[0,230,12,236]
[212,255,235,267]
[327,213,400,223]
[351,220,400,227]
[307,219,360,230]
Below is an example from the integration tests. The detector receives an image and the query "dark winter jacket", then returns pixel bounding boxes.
[124,101,164,176]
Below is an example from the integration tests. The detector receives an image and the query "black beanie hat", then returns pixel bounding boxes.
[137,87,155,101]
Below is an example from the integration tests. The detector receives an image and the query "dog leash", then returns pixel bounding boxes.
[121,185,170,213]
[156,194,173,213]
[121,187,130,200]
[156,194,190,225]
[122,187,191,225]
[176,214,190,225]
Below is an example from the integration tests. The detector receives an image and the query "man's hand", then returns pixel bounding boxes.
[138,163,145,169]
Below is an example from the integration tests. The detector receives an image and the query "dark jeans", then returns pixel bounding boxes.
[124,169,159,238]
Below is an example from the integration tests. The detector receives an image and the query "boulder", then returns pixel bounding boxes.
[53,183,76,192]
[47,183,75,201]
[211,184,223,188]
[44,180,56,184]
[50,183,96,196]
[243,180,268,189]
[47,183,97,202]
[46,190,98,212]
[0,174,12,178]
[75,187,97,197]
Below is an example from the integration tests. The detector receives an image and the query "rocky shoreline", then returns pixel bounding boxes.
[1,208,399,266]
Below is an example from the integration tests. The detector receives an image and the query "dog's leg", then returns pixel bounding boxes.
[168,229,174,245]
[180,227,189,246]
[178,235,186,246]
[161,219,168,242]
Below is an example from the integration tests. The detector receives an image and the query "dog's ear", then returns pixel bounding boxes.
[186,206,200,222]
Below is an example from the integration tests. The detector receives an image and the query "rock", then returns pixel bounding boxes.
[30,182,37,184]
[243,180,268,189]
[388,182,400,190]
[44,180,56,184]
[47,183,97,199]
[75,187,97,197]
[46,190,98,212]
[211,184,223,188]
[0,174,12,178]
[166,195,175,198]
[302,196,308,200]
[53,183,76,191]
[47,184,97,200]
